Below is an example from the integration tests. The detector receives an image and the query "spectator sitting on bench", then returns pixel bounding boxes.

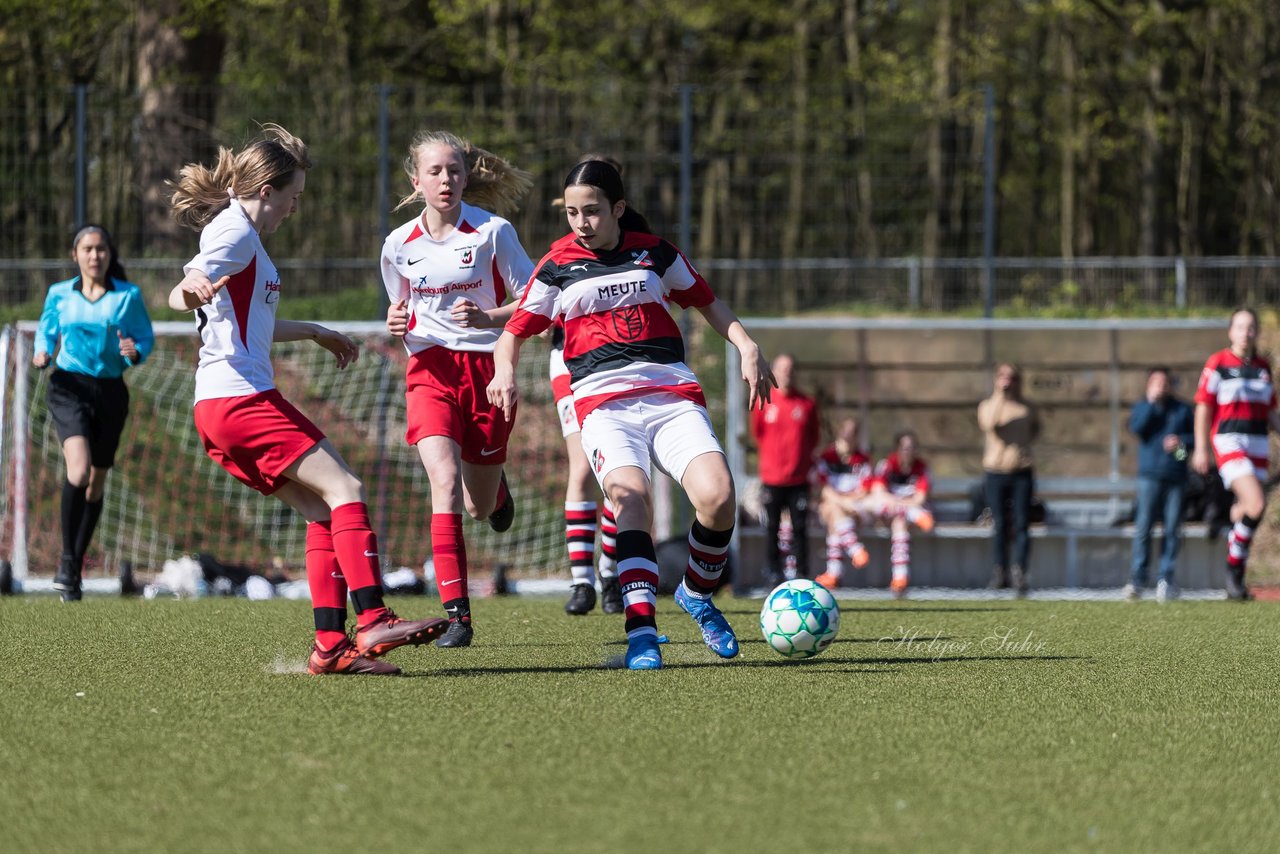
[868,430,934,598]
[814,416,875,590]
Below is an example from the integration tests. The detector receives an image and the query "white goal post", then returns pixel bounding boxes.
[1,320,577,585]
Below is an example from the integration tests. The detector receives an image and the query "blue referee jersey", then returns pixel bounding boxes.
[35,277,155,378]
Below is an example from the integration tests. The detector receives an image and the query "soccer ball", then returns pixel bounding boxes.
[759,579,840,659]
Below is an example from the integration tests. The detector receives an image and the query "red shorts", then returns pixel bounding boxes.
[405,347,514,464]
[194,389,326,495]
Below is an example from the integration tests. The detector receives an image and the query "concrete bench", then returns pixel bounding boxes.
[734,473,1222,591]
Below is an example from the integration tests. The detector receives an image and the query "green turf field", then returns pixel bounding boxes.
[2,595,1278,853]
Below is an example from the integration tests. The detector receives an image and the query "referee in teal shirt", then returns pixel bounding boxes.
[33,224,154,600]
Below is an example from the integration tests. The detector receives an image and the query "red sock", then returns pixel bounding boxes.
[305,521,348,650]
[431,513,467,600]
[330,502,387,626]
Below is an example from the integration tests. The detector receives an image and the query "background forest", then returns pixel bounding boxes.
[4,1,1280,270]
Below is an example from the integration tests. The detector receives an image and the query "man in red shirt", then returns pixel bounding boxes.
[750,353,821,585]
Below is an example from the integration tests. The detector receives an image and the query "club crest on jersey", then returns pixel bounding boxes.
[631,249,653,268]
[457,245,477,269]
[612,305,644,340]
[592,447,605,474]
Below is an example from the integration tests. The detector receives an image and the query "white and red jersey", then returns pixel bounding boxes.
[381,202,533,354]
[1196,348,1276,469]
[816,445,873,495]
[873,453,931,500]
[507,230,715,425]
[184,200,281,403]
[548,320,573,403]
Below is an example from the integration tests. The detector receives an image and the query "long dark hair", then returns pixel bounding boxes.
[563,159,652,234]
[72,223,127,282]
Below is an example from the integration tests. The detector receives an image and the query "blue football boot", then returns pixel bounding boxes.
[625,633,664,670]
[675,583,740,659]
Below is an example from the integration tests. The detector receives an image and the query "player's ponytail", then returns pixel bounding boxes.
[169,123,311,230]
[563,159,652,234]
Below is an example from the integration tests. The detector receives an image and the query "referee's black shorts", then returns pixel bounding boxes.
[47,369,130,468]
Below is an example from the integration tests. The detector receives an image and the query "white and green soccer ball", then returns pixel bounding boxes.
[760,579,840,659]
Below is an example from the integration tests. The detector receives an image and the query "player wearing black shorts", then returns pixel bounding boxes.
[33,225,154,600]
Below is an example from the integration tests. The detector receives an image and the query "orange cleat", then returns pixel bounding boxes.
[355,611,450,658]
[890,575,910,598]
[308,639,401,675]
[849,544,870,568]
[913,511,935,533]
[815,572,842,590]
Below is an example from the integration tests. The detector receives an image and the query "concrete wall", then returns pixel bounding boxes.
[735,523,1224,590]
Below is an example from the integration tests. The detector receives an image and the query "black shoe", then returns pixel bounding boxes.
[492,563,511,596]
[53,556,82,602]
[434,618,474,648]
[0,559,13,596]
[600,576,623,614]
[565,583,597,615]
[488,474,515,533]
[119,560,139,597]
[1224,564,1253,601]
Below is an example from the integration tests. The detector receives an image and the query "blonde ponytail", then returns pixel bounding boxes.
[169,123,312,231]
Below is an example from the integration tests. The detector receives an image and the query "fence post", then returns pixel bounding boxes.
[725,341,746,593]
[1175,256,1187,310]
[981,83,997,318]
[377,84,391,315]
[908,258,921,309]
[75,83,88,227]
[11,328,29,581]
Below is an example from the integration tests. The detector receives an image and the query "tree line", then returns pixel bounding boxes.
[4,0,1279,264]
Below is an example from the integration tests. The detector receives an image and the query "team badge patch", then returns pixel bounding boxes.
[612,305,644,340]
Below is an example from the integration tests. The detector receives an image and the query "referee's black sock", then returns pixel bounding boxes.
[74,498,105,566]
[60,480,87,564]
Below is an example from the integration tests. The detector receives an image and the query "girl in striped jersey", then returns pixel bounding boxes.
[488,159,774,670]
[1192,308,1280,600]
[382,130,533,648]
[169,124,446,675]
[551,321,622,616]
[813,417,875,591]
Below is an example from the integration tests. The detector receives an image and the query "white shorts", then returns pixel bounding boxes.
[579,393,724,488]
[1219,456,1268,489]
[556,394,579,438]
[1213,433,1269,488]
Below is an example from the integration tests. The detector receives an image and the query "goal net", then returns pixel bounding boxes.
[1,321,571,585]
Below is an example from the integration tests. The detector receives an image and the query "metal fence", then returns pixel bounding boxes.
[4,256,1280,320]
[2,81,992,270]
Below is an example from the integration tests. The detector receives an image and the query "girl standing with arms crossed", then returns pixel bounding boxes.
[382,130,533,647]
[34,224,154,601]
[169,123,445,675]
[488,159,774,670]
[1192,307,1280,601]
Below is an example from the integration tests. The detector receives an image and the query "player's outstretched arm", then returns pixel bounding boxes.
[274,320,359,369]
[169,270,229,311]
[696,297,775,410]
[486,330,524,422]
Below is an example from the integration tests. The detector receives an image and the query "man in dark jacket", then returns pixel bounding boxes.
[1125,367,1195,601]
